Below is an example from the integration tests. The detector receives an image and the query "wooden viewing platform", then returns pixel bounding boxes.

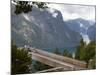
[24,47,87,71]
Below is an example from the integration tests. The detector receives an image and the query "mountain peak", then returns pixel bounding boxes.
[65,18,96,44]
[11,4,82,49]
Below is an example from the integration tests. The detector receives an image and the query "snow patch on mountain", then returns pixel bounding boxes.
[65,18,95,44]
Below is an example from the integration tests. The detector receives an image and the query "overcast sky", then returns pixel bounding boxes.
[47,3,95,21]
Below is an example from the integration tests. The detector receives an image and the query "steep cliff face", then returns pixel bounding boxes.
[11,4,82,49]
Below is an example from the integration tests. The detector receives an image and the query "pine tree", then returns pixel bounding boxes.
[75,39,96,68]
[75,39,86,60]
[80,41,96,67]
[11,41,32,74]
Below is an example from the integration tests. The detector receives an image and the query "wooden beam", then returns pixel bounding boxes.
[30,49,87,70]
[36,67,63,73]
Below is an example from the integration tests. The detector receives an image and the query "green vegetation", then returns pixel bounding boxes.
[75,39,86,60]
[11,41,32,74]
[75,39,96,68]
[14,1,48,15]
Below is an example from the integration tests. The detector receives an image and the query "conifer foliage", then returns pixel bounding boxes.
[14,1,48,15]
[11,41,32,74]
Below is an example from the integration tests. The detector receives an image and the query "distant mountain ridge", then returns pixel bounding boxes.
[65,18,96,43]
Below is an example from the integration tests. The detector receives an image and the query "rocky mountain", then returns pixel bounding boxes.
[11,3,82,49]
[87,24,96,41]
[65,18,96,44]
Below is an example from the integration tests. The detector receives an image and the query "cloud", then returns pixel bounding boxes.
[47,3,95,21]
